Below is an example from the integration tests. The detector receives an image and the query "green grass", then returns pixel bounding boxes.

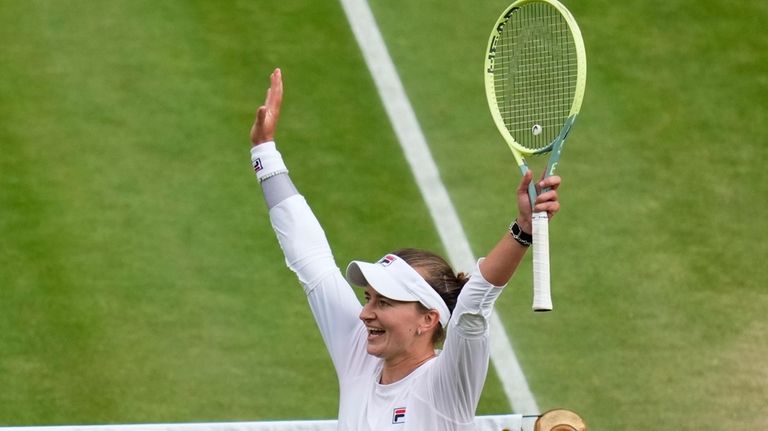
[2,0,767,429]
[370,0,768,428]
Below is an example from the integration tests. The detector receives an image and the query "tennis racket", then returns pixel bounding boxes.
[484,0,586,311]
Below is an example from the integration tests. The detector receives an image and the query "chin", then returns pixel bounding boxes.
[365,343,386,358]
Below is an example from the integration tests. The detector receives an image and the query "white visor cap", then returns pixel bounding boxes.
[346,254,451,328]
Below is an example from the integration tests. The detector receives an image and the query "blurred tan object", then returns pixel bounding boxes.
[534,409,587,431]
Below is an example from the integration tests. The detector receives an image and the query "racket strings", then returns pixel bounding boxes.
[493,2,577,151]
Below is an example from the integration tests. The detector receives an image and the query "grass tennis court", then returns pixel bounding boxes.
[1,0,766,429]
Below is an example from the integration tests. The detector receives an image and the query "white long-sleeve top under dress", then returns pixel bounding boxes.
[268,193,504,431]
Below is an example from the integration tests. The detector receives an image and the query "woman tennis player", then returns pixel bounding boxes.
[250,68,561,430]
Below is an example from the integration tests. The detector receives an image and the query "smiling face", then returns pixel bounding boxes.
[359,285,434,361]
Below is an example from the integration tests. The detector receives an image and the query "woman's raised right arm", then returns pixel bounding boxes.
[249,69,365,377]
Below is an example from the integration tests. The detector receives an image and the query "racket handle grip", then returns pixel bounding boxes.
[532,211,552,312]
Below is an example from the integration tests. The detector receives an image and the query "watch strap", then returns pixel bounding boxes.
[509,220,532,247]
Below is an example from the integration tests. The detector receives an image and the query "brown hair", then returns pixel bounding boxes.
[392,248,469,344]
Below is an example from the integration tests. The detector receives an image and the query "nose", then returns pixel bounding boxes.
[359,301,375,322]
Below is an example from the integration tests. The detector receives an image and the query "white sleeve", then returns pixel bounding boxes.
[421,260,504,422]
[268,194,365,377]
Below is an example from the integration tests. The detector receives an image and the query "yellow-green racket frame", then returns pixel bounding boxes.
[484,0,587,311]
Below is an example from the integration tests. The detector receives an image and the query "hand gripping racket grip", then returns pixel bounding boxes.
[532,211,552,311]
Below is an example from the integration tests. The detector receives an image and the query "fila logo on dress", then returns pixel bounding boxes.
[392,407,406,424]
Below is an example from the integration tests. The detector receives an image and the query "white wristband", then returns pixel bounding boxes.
[250,141,288,182]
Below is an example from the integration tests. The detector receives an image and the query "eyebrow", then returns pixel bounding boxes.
[369,293,408,305]
[363,286,410,304]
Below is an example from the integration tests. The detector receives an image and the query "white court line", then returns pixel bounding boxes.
[338,0,540,416]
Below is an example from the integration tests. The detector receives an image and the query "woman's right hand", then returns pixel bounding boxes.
[250,68,283,147]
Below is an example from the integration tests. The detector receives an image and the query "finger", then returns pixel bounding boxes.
[250,105,265,130]
[271,67,282,85]
[535,189,558,204]
[267,68,283,115]
[533,199,560,211]
[264,88,273,110]
[534,188,560,220]
[537,175,562,193]
[542,175,561,189]
[257,105,267,124]
[533,199,560,214]
[517,169,533,194]
[250,106,267,144]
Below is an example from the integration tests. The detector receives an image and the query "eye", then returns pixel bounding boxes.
[378,299,391,308]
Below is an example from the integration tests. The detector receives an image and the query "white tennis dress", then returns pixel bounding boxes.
[268,193,504,431]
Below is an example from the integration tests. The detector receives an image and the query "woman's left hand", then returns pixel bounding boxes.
[515,171,561,233]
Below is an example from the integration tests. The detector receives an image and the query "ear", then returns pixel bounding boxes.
[420,309,441,334]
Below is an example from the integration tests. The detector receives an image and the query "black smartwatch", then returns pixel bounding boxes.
[509,220,532,247]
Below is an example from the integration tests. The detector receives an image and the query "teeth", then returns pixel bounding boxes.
[367,327,385,335]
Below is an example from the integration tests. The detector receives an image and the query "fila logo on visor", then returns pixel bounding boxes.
[377,254,396,267]
[392,407,406,424]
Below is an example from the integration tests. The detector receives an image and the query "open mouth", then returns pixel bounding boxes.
[367,327,385,339]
